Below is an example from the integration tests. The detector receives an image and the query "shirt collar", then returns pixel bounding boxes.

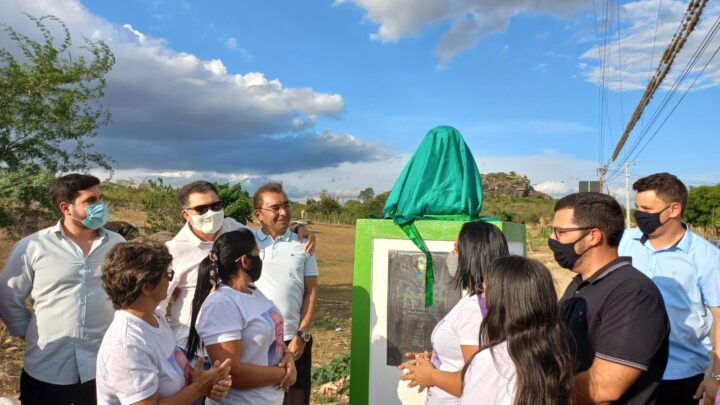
[255,228,292,242]
[52,220,108,241]
[582,256,633,285]
[177,221,216,247]
[637,223,692,253]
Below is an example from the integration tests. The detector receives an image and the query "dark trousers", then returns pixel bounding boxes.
[283,337,312,405]
[656,373,705,405]
[20,369,96,405]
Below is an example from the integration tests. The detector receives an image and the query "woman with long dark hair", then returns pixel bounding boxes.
[402,255,575,404]
[403,221,509,404]
[460,256,574,404]
[186,229,296,404]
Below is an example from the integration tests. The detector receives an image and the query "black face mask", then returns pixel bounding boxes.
[634,205,671,237]
[548,231,591,270]
[244,255,263,282]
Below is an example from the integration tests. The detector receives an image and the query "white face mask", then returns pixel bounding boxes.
[187,209,224,234]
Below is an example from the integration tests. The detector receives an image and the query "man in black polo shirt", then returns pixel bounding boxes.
[549,192,669,404]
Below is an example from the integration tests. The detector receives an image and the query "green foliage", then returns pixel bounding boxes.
[0,14,115,230]
[481,196,555,224]
[686,184,720,230]
[140,179,183,234]
[0,168,57,234]
[358,187,374,204]
[314,315,341,330]
[312,353,350,394]
[316,190,342,215]
[102,180,149,209]
[215,182,252,225]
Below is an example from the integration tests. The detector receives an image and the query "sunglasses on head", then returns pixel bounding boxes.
[186,201,224,215]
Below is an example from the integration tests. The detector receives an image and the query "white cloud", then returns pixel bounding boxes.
[580,0,720,90]
[0,0,390,175]
[338,0,588,66]
[226,36,237,49]
[534,181,574,197]
[104,149,604,200]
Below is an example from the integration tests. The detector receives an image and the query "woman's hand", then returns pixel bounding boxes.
[399,354,436,393]
[403,351,431,361]
[295,225,316,254]
[278,350,297,391]
[190,356,232,399]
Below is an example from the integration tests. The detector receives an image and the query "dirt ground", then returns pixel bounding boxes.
[0,222,572,399]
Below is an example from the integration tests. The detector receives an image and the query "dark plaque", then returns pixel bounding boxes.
[386,250,463,366]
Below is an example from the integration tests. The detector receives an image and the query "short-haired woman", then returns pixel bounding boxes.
[96,241,232,405]
[187,229,296,405]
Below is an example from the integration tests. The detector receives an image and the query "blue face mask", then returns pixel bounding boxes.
[71,201,109,230]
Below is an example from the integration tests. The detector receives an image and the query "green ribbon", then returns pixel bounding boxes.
[398,221,435,307]
[391,214,489,307]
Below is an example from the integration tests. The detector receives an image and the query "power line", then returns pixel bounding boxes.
[607,0,709,164]
[617,13,720,168]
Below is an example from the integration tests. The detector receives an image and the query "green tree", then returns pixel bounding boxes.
[358,187,374,204]
[0,15,115,229]
[316,190,342,216]
[215,182,253,225]
[686,184,720,230]
[140,179,182,234]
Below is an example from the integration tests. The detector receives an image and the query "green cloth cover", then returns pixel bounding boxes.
[383,125,483,307]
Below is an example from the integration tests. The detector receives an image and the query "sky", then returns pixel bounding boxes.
[1,0,719,202]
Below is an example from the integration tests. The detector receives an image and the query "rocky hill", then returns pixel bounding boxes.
[481,172,552,200]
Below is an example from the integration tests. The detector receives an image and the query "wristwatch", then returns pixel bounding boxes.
[711,371,720,382]
[297,330,312,343]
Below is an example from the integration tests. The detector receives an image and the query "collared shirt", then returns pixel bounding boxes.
[619,226,720,380]
[253,228,318,341]
[159,217,247,349]
[0,221,125,384]
[560,257,669,405]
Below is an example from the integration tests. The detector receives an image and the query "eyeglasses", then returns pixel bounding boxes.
[234,249,265,262]
[165,269,175,281]
[185,201,224,215]
[257,202,291,215]
[551,226,594,240]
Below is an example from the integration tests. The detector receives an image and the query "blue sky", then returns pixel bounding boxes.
[2,0,719,200]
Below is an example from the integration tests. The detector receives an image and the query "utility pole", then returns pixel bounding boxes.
[623,162,635,227]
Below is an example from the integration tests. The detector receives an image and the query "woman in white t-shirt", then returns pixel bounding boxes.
[460,256,574,405]
[401,221,509,404]
[404,256,575,405]
[186,229,296,405]
[97,241,232,405]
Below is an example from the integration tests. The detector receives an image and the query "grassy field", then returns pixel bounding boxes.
[0,221,572,402]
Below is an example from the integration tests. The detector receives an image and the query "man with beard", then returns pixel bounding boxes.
[0,174,125,405]
[550,192,669,404]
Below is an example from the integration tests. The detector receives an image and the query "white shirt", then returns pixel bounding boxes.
[0,221,124,384]
[197,285,285,405]
[159,217,247,349]
[427,295,483,404]
[96,311,190,405]
[460,342,516,405]
[253,229,319,340]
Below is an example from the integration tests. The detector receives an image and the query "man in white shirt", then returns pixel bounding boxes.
[252,182,319,405]
[159,181,314,351]
[158,181,247,349]
[0,174,125,405]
